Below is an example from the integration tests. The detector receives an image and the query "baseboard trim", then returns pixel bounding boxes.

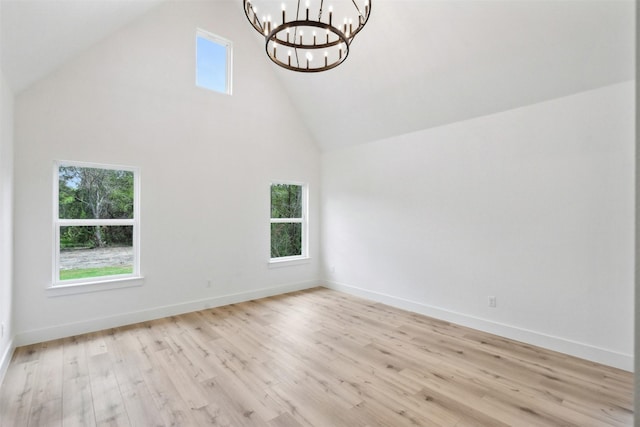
[15,280,320,347]
[323,281,633,372]
[0,338,15,387]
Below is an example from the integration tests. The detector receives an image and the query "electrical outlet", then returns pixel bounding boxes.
[488,296,497,308]
[206,280,212,288]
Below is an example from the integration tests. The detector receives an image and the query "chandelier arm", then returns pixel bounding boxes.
[346,0,372,41]
[243,0,266,35]
[350,0,363,16]
[293,0,300,48]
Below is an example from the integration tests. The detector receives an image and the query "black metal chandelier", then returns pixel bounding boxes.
[243,0,371,72]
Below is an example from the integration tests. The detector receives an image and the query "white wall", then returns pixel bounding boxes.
[0,68,15,381]
[322,81,634,370]
[13,1,321,343]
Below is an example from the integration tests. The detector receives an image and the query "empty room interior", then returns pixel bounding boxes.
[0,0,636,426]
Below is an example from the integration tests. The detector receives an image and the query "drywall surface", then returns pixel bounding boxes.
[13,1,320,343]
[322,81,634,370]
[0,68,15,381]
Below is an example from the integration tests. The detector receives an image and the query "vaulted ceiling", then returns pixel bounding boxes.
[1,0,634,151]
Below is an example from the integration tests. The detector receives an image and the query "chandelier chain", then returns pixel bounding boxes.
[293,0,301,68]
[351,0,364,17]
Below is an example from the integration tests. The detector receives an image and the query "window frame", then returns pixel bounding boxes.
[196,28,233,95]
[51,160,142,290]
[269,181,309,264]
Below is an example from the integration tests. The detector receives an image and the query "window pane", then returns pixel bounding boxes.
[271,184,302,218]
[196,34,228,93]
[59,166,134,219]
[59,225,133,281]
[271,223,302,258]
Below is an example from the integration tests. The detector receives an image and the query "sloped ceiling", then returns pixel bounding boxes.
[269,0,635,150]
[1,0,635,151]
[1,0,164,93]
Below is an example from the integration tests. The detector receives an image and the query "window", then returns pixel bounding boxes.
[53,161,140,286]
[196,29,232,94]
[270,182,308,262]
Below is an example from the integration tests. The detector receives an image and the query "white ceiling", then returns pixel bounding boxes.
[1,0,635,151]
[1,0,163,93]
[273,0,635,150]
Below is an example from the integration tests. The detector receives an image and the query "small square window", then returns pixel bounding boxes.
[196,29,232,94]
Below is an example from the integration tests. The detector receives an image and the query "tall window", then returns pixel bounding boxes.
[196,28,233,94]
[53,161,140,285]
[270,183,308,261]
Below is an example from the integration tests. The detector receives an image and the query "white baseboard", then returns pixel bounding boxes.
[15,280,320,347]
[323,281,633,372]
[0,338,15,387]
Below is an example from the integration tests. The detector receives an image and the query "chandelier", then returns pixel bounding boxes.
[243,0,372,72]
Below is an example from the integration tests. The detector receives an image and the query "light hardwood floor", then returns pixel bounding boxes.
[0,288,633,426]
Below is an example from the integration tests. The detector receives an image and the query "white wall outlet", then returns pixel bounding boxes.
[206,280,212,288]
[488,296,497,308]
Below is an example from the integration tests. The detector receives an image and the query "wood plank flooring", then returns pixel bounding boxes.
[0,287,633,426]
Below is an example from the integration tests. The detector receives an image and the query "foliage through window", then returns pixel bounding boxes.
[54,162,140,284]
[270,183,307,260]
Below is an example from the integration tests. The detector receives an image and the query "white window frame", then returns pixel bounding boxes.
[51,160,142,292]
[269,181,309,265]
[196,28,233,95]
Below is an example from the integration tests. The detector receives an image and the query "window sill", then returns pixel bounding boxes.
[47,275,144,297]
[268,256,311,268]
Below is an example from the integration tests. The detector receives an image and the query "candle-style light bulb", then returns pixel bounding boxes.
[313,30,317,45]
[329,5,333,25]
[306,51,313,69]
[306,0,310,20]
[281,3,286,24]
[324,51,328,67]
[288,50,292,66]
